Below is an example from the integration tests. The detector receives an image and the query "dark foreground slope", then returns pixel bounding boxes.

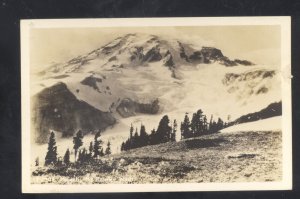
[32,130,282,184]
[31,82,116,143]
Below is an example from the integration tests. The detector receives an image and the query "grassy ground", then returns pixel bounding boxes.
[31,131,282,184]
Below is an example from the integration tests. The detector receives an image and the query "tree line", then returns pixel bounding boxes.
[121,109,227,151]
[42,108,227,165]
[43,130,111,166]
[121,115,177,151]
[181,109,226,139]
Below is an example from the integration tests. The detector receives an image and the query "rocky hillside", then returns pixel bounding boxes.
[32,129,282,184]
[31,82,116,143]
[231,101,282,125]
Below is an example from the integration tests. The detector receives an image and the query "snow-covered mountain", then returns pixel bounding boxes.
[31,33,281,144]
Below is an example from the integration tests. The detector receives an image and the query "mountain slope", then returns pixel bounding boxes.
[32,128,282,184]
[31,33,281,143]
[31,82,116,143]
[221,116,281,133]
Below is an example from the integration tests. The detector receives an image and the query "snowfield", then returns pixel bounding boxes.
[220,116,282,133]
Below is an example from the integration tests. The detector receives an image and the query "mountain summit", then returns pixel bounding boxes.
[41,33,253,77]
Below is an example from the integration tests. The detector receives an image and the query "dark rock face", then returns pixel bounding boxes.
[32,82,116,143]
[116,98,160,118]
[108,56,117,62]
[143,47,162,62]
[130,47,144,63]
[223,70,276,86]
[189,51,203,63]
[163,51,175,67]
[230,101,282,125]
[81,76,102,92]
[219,57,238,67]
[186,47,254,67]
[178,42,190,62]
[200,47,224,60]
[234,59,254,66]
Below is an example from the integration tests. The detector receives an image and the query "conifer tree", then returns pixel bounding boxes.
[63,148,70,165]
[132,127,139,148]
[73,130,83,161]
[196,109,204,135]
[130,123,134,139]
[105,141,112,155]
[100,148,104,156]
[45,131,58,165]
[78,149,89,163]
[171,119,177,141]
[89,141,93,157]
[78,149,83,162]
[203,115,208,133]
[121,142,125,151]
[156,115,171,143]
[93,130,103,158]
[190,112,198,136]
[209,115,213,133]
[139,124,148,146]
[217,118,224,131]
[181,114,191,139]
[149,128,156,145]
[35,157,39,167]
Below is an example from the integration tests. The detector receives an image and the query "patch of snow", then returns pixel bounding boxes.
[220,116,281,133]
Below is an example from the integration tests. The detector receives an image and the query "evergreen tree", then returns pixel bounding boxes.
[56,156,63,166]
[171,119,177,141]
[121,142,125,151]
[190,113,198,136]
[156,115,172,143]
[105,141,112,155]
[132,127,139,148]
[181,114,191,139]
[78,148,89,163]
[35,157,39,167]
[100,148,104,156]
[149,128,156,145]
[45,131,58,165]
[73,130,84,161]
[209,115,213,133]
[196,109,204,134]
[217,118,224,131]
[63,148,70,165]
[139,124,148,146]
[93,130,103,158]
[77,149,83,162]
[89,141,93,157]
[130,123,134,139]
[203,115,208,133]
[81,148,88,162]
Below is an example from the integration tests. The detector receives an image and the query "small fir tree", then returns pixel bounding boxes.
[93,130,103,158]
[63,148,70,165]
[181,114,191,139]
[45,131,58,165]
[105,141,112,155]
[73,130,84,161]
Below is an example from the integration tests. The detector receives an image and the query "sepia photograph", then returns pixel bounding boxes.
[21,17,292,192]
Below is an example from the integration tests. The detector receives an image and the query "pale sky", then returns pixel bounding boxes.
[30,25,281,72]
